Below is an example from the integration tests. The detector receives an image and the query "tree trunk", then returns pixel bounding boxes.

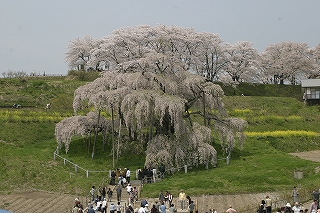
[203,91,206,126]
[92,110,101,159]
[111,107,115,169]
[116,118,122,164]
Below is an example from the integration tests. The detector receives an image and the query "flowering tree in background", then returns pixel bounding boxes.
[222,41,259,82]
[62,25,248,169]
[65,36,99,71]
[261,42,316,84]
[311,43,320,78]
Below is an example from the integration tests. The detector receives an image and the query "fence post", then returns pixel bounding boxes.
[206,162,208,170]
[184,165,187,173]
[54,152,56,160]
[64,158,66,165]
[75,164,78,173]
[86,170,89,178]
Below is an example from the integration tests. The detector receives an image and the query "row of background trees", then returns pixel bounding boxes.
[66,25,320,85]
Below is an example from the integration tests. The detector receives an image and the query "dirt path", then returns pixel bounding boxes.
[290,150,320,162]
[1,150,319,213]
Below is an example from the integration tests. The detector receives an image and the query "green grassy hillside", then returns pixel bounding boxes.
[1,75,320,200]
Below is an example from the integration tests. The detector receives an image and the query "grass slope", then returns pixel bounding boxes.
[1,76,320,200]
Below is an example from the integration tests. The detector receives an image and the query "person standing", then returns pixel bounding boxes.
[292,186,299,203]
[138,204,146,213]
[167,191,173,208]
[90,186,96,201]
[310,199,318,213]
[101,198,107,213]
[126,168,131,184]
[265,196,272,213]
[107,188,113,202]
[292,202,301,213]
[284,203,291,213]
[169,204,176,213]
[151,204,158,213]
[154,200,160,213]
[88,205,95,213]
[209,209,217,213]
[257,200,266,213]
[160,202,166,213]
[110,203,116,213]
[116,185,122,202]
[116,201,122,213]
[189,201,195,213]
[102,186,107,201]
[98,185,102,201]
[312,189,320,208]
[226,205,237,213]
[159,191,164,204]
[179,190,187,210]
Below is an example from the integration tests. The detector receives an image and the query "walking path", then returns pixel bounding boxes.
[0,186,313,213]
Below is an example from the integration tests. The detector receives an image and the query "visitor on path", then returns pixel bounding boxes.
[154,200,160,213]
[312,189,320,208]
[88,205,95,213]
[126,184,132,194]
[160,202,166,213]
[257,200,266,213]
[310,199,318,213]
[98,185,102,201]
[186,195,192,205]
[110,203,116,213]
[138,204,146,213]
[169,204,177,213]
[189,201,195,213]
[126,168,131,184]
[116,185,122,202]
[151,204,158,213]
[90,186,96,201]
[128,204,134,213]
[111,170,116,185]
[265,196,272,213]
[179,190,187,210]
[125,206,132,213]
[226,205,237,213]
[116,201,122,213]
[107,188,113,202]
[284,203,292,213]
[101,198,107,213]
[144,203,150,213]
[141,199,148,207]
[209,208,217,213]
[102,186,106,201]
[292,186,299,203]
[168,192,173,208]
[158,191,164,204]
[292,202,301,213]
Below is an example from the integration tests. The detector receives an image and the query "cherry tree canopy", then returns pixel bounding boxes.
[311,43,320,78]
[261,42,316,84]
[62,25,248,169]
[55,112,111,153]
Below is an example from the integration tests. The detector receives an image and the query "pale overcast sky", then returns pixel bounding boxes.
[1,0,320,76]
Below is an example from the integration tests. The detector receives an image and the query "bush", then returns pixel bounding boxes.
[67,70,100,81]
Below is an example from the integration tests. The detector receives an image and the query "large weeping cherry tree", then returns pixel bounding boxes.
[60,25,247,169]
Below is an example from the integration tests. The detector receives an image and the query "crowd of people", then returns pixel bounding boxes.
[72,177,320,213]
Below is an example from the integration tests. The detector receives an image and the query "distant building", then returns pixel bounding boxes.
[301,79,320,105]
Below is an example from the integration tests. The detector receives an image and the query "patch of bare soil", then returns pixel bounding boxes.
[290,150,320,162]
